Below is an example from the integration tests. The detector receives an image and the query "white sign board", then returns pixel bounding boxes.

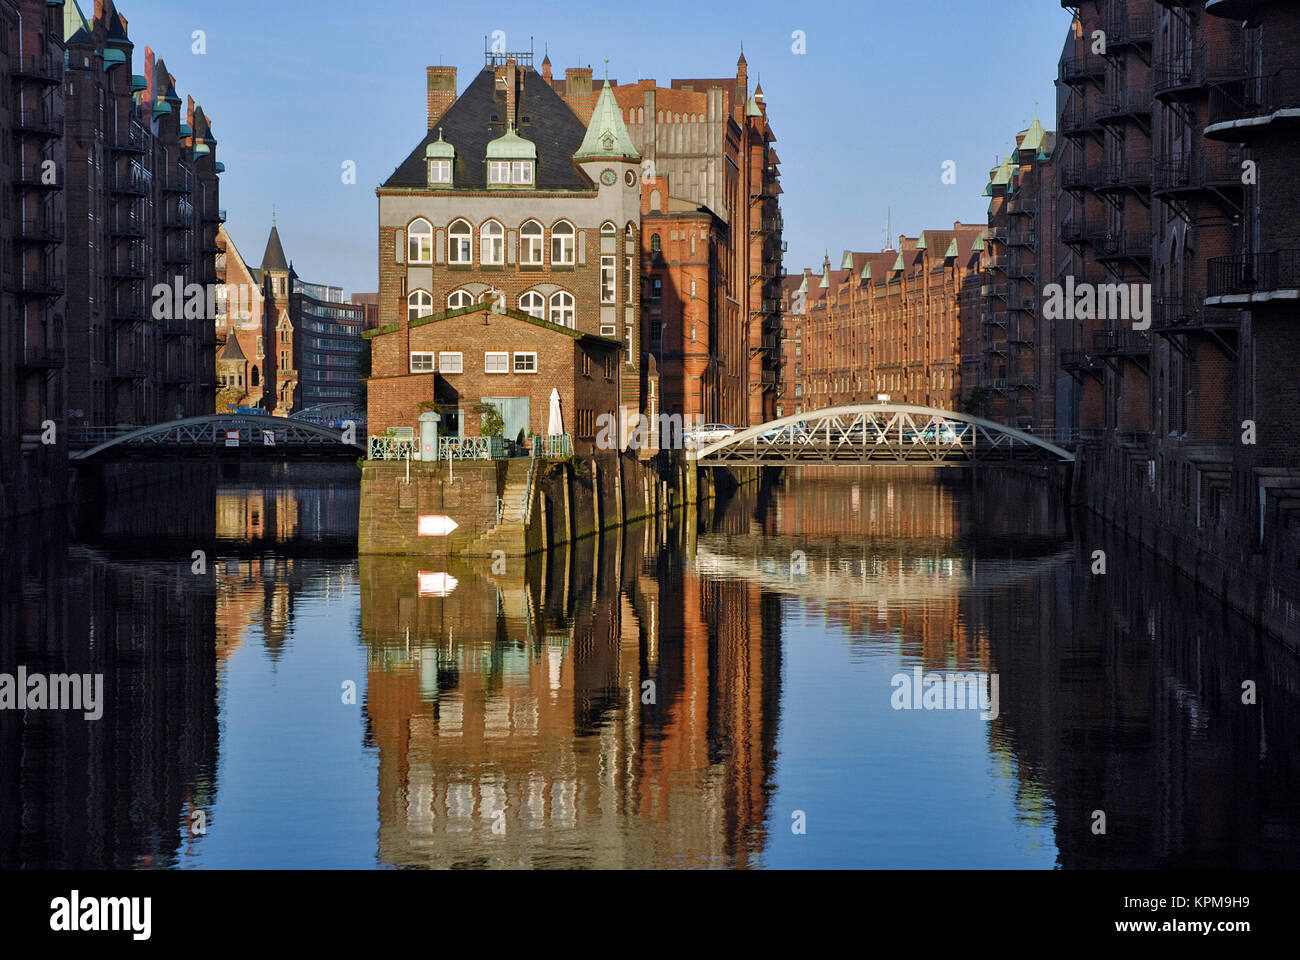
[262,430,276,446]
[224,430,240,448]
[417,515,459,537]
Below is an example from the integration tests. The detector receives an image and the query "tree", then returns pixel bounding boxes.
[478,402,504,438]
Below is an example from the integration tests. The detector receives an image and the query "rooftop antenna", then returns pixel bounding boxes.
[604,56,609,81]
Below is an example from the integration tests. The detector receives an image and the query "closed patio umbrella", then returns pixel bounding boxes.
[547,387,563,436]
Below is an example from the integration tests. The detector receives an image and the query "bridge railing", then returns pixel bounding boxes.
[368,436,416,461]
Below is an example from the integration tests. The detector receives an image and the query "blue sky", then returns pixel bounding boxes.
[121,0,1069,296]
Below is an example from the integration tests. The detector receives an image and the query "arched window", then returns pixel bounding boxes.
[650,233,661,255]
[600,221,616,235]
[520,220,544,265]
[480,219,504,265]
[407,218,433,263]
[448,219,472,264]
[551,220,575,265]
[251,366,260,387]
[549,291,574,327]
[519,291,545,319]
[408,290,433,322]
[447,289,473,309]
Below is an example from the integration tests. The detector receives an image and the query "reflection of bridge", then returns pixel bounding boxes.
[690,404,1075,466]
[70,414,365,461]
[693,537,1073,602]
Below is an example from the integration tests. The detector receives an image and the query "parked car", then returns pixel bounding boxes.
[760,420,810,442]
[907,418,964,445]
[686,423,738,446]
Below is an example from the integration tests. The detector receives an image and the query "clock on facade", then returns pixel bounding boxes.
[600,169,617,186]
[624,169,636,187]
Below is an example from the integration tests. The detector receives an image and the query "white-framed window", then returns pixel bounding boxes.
[511,161,533,184]
[407,219,433,263]
[600,324,617,337]
[447,289,473,309]
[485,351,509,374]
[427,160,451,184]
[600,221,616,236]
[625,256,634,303]
[409,351,435,373]
[408,290,433,322]
[519,291,545,319]
[438,351,463,374]
[520,220,544,265]
[513,352,538,374]
[448,219,472,264]
[489,160,511,185]
[480,220,504,264]
[600,256,616,304]
[549,291,574,327]
[551,220,575,264]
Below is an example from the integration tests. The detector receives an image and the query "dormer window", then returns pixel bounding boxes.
[428,160,451,184]
[489,160,533,185]
[489,160,511,185]
[512,161,533,184]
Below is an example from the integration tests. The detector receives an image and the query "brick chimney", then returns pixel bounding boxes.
[565,66,593,97]
[426,66,457,129]
[141,46,155,125]
[506,57,517,127]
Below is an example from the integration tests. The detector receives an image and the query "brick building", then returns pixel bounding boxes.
[549,53,784,426]
[63,0,221,428]
[0,0,219,518]
[369,50,641,449]
[782,224,983,416]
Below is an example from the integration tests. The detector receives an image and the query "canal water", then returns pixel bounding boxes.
[2,466,1297,869]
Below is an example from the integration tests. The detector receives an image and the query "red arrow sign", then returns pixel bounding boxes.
[417,515,459,536]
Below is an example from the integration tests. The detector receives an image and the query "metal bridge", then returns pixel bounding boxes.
[689,404,1075,467]
[69,414,365,461]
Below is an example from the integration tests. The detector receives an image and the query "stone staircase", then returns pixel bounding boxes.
[463,460,531,556]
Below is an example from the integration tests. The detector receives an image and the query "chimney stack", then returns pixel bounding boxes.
[426,66,457,129]
[565,66,593,97]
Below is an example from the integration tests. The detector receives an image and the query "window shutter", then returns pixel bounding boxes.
[396,229,405,264]
[577,231,586,266]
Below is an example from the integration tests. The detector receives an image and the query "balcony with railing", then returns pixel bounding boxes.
[1007,231,1037,247]
[1098,154,1152,193]
[110,124,147,154]
[15,268,64,298]
[1060,52,1106,86]
[1007,293,1037,314]
[1093,231,1152,262]
[109,172,147,196]
[1007,194,1038,215]
[983,312,1008,327]
[162,241,194,264]
[15,216,65,245]
[164,208,195,230]
[111,360,148,380]
[1152,295,1240,333]
[109,297,146,324]
[1204,0,1261,20]
[13,163,62,190]
[1206,69,1300,141]
[1061,103,1102,138]
[1153,143,1245,200]
[1063,161,1102,190]
[1061,349,1103,374]
[159,170,194,194]
[1007,260,1035,280]
[1092,328,1152,356]
[1154,46,1246,102]
[109,215,145,238]
[12,55,65,84]
[1097,89,1153,125]
[1104,8,1153,48]
[110,256,145,280]
[14,105,62,137]
[17,342,66,368]
[1207,249,1300,300]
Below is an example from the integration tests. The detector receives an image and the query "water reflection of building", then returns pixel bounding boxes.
[0,518,219,869]
[361,521,781,868]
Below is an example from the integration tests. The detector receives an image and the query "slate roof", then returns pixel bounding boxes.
[383,68,593,191]
[261,226,289,273]
[218,336,246,361]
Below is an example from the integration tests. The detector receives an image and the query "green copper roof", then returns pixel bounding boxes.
[892,251,905,272]
[992,155,1014,186]
[971,233,986,253]
[131,74,147,92]
[574,79,640,161]
[746,96,762,117]
[1019,115,1046,154]
[944,238,959,259]
[102,48,126,69]
[153,100,173,115]
[796,275,808,294]
[178,123,192,136]
[193,143,210,157]
[860,260,872,280]
[840,250,854,270]
[214,161,226,174]
[425,128,455,160]
[916,232,927,251]
[819,272,829,289]
[485,125,536,160]
[64,0,91,43]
